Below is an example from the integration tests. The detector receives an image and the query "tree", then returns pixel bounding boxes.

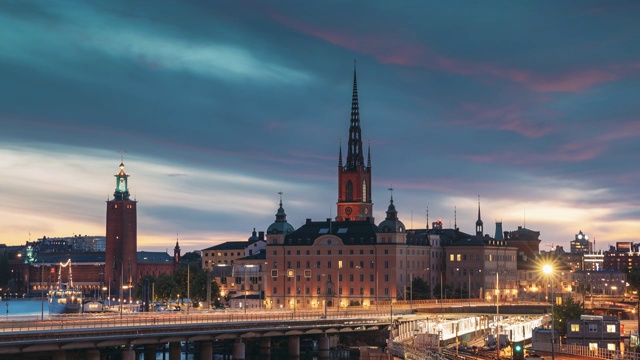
[553,296,584,337]
[433,283,454,300]
[155,273,179,301]
[411,277,431,300]
[628,268,640,341]
[0,252,10,288]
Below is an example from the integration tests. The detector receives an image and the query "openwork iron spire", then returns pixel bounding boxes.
[346,62,364,170]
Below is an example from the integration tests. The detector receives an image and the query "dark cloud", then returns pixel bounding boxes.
[1,0,639,250]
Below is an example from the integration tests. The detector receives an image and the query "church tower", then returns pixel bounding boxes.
[475,197,484,237]
[104,161,138,292]
[336,64,373,222]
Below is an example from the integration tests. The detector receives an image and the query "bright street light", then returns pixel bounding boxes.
[542,264,555,360]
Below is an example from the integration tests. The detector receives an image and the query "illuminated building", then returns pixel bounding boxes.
[570,230,593,254]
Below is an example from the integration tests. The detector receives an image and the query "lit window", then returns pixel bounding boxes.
[571,324,580,332]
[606,324,616,333]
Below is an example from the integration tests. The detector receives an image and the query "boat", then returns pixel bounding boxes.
[82,300,104,313]
[48,259,83,314]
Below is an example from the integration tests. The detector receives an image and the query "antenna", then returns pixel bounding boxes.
[426,206,429,229]
[454,206,457,230]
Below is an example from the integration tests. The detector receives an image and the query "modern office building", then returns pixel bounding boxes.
[570,230,593,254]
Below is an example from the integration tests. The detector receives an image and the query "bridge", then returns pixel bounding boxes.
[0,302,551,359]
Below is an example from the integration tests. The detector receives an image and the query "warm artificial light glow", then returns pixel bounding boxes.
[542,264,553,275]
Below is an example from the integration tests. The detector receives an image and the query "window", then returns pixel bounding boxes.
[349,274,354,281]
[362,180,367,202]
[370,274,374,281]
[384,249,389,254]
[571,324,580,332]
[449,254,454,262]
[360,249,364,255]
[607,343,616,351]
[359,274,364,282]
[384,261,389,269]
[384,274,389,282]
[589,324,598,332]
[606,324,617,333]
[456,254,461,261]
[328,261,332,268]
[346,180,353,201]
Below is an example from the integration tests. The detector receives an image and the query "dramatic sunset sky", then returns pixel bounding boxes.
[1,1,639,252]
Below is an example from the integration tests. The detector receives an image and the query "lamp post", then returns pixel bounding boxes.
[287,269,297,314]
[543,264,555,360]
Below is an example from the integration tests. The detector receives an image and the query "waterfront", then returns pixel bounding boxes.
[2,298,45,317]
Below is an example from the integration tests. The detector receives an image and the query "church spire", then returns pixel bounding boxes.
[338,140,343,168]
[346,61,364,170]
[475,195,484,237]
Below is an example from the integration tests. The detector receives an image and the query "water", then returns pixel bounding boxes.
[1,298,45,317]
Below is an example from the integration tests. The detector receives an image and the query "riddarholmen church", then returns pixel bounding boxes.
[201,66,523,311]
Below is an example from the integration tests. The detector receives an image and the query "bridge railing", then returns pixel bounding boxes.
[0,309,393,333]
[535,343,636,360]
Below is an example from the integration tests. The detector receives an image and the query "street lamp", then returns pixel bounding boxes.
[543,264,555,360]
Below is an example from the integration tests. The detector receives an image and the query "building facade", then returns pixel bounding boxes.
[566,315,620,351]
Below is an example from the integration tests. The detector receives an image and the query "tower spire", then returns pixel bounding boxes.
[367,141,371,168]
[338,139,343,168]
[346,60,364,170]
[426,206,429,229]
[476,195,484,237]
[454,206,457,230]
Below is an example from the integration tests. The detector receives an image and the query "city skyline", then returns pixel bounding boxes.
[1,1,639,252]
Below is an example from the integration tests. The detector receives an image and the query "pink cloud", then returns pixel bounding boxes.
[460,119,640,165]
[265,121,287,132]
[452,102,554,138]
[268,12,629,93]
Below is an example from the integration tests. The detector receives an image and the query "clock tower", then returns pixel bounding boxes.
[336,64,373,222]
[104,161,138,292]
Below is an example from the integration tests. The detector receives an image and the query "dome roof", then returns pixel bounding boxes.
[267,199,295,235]
[377,196,405,233]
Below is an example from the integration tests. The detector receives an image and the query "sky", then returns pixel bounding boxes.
[1,1,639,253]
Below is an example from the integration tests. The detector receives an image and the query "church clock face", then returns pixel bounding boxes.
[345,207,352,215]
